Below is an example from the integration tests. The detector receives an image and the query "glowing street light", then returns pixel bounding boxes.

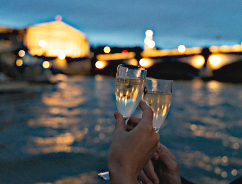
[148,40,155,48]
[178,45,186,53]
[18,50,25,57]
[103,46,111,53]
[144,30,155,50]
[145,30,153,37]
[42,61,51,68]
[16,59,23,66]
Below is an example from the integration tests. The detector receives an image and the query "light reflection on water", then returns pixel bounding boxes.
[164,79,242,184]
[1,76,242,184]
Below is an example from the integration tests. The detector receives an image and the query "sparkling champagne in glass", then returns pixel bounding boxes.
[143,78,173,133]
[115,64,147,122]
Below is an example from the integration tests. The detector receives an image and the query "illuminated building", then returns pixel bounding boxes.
[24,18,90,59]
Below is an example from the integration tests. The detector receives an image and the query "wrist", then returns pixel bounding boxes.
[109,170,138,184]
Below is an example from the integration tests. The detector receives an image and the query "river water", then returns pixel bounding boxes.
[1,75,242,184]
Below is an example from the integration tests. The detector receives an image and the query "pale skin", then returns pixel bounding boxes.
[108,101,160,184]
[127,117,181,184]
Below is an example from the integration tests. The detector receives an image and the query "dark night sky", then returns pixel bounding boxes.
[0,0,242,48]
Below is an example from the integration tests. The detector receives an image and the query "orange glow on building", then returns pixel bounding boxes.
[209,45,242,53]
[24,20,90,58]
[141,47,202,57]
[96,52,136,61]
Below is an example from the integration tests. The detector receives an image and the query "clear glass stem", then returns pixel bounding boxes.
[124,117,129,125]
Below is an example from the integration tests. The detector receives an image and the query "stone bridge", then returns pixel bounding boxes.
[94,45,242,82]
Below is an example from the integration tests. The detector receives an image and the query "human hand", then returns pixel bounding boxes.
[108,101,160,184]
[138,143,181,184]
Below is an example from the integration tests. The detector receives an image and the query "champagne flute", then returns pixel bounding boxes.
[98,64,147,180]
[143,78,173,133]
[115,64,147,123]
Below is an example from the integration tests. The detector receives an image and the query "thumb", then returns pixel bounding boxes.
[114,112,125,131]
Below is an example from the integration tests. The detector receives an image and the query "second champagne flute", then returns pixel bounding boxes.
[143,78,173,133]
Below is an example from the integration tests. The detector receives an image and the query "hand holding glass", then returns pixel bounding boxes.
[98,64,147,180]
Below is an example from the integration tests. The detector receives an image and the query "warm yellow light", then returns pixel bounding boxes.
[16,59,23,66]
[144,38,151,44]
[58,52,66,59]
[95,61,108,69]
[191,55,205,69]
[103,46,111,54]
[42,61,50,68]
[18,50,25,57]
[39,40,46,47]
[219,45,231,52]
[178,45,186,53]
[209,46,220,53]
[127,58,138,66]
[139,58,153,68]
[208,55,223,70]
[148,40,155,48]
[96,52,136,61]
[145,30,153,37]
[209,55,221,65]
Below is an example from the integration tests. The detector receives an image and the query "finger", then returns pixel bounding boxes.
[157,143,177,166]
[159,143,177,161]
[114,112,125,131]
[151,152,159,162]
[127,117,141,126]
[143,160,159,184]
[126,124,135,132]
[138,101,153,126]
[138,169,153,184]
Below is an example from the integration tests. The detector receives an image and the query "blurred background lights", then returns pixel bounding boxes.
[191,55,205,69]
[178,45,186,53]
[231,169,238,176]
[18,50,25,57]
[39,40,46,47]
[209,55,221,65]
[95,61,108,69]
[58,52,66,59]
[148,40,155,48]
[16,59,23,66]
[103,46,111,53]
[139,58,153,68]
[221,171,227,178]
[145,30,153,37]
[144,38,151,44]
[42,61,50,68]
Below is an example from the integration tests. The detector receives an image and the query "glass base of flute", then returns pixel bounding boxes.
[98,171,110,180]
